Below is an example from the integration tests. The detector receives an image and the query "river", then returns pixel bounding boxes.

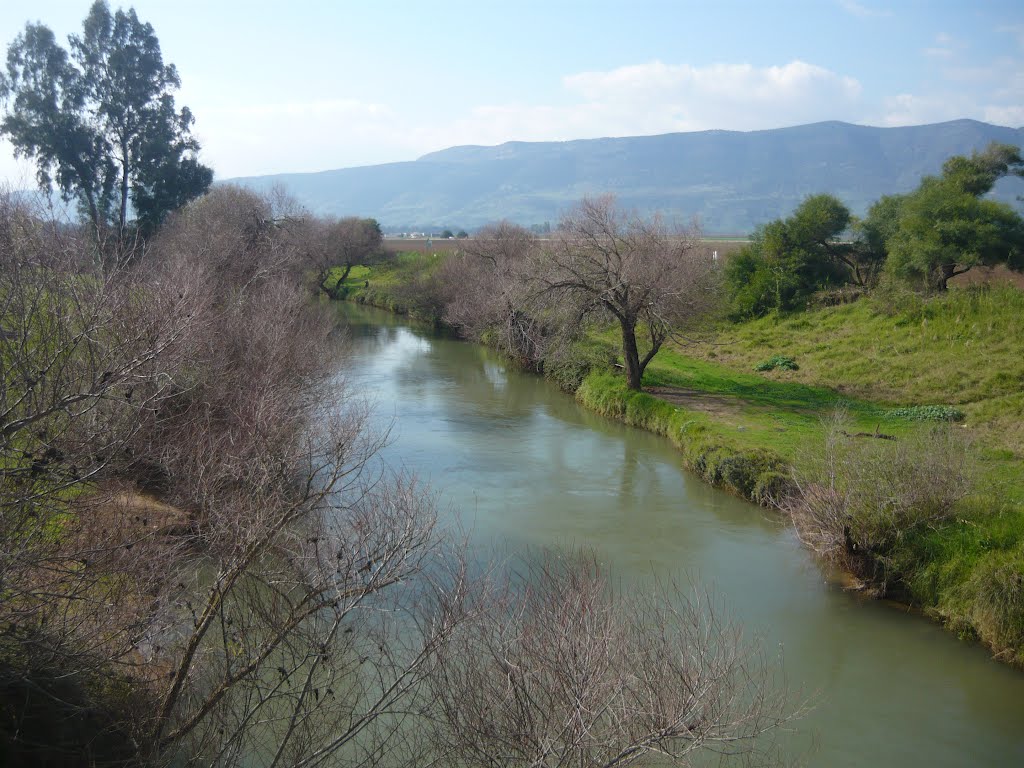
[337,302,1024,767]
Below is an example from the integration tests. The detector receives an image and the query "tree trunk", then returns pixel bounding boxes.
[934,263,968,291]
[619,317,642,390]
[318,271,337,299]
[119,140,130,236]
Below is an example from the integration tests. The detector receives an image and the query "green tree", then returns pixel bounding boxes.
[941,142,1024,196]
[884,143,1024,290]
[0,1,212,250]
[857,193,904,263]
[725,194,852,318]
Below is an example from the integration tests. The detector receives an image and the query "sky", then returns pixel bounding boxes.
[0,0,1022,184]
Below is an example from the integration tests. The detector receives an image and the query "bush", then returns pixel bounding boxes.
[545,340,617,392]
[753,470,795,506]
[755,355,799,372]
[883,405,965,422]
[683,442,788,502]
[785,420,977,589]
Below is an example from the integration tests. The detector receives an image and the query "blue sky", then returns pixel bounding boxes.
[1,0,1022,182]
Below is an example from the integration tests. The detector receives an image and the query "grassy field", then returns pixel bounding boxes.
[335,253,1024,664]
[669,284,1024,496]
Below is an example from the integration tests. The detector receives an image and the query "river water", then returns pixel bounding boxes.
[337,302,1024,767]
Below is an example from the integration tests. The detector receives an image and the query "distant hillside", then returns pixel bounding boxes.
[226,120,1024,234]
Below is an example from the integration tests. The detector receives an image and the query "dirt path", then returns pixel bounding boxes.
[643,386,748,418]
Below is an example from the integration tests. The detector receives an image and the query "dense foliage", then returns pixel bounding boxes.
[725,195,853,317]
[0,1,212,251]
[884,144,1024,290]
[726,143,1024,316]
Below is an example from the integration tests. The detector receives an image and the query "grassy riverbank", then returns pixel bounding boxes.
[337,254,1024,665]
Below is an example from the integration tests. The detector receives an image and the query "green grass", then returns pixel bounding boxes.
[687,284,1024,421]
[668,284,1024,501]
[328,252,448,317]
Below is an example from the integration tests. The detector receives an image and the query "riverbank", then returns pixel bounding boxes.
[331,257,1024,666]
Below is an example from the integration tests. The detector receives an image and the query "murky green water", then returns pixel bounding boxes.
[337,302,1024,767]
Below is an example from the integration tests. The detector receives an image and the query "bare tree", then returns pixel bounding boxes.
[424,552,796,768]
[300,215,383,298]
[439,221,546,365]
[536,196,718,390]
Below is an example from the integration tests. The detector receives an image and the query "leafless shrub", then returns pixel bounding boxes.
[423,551,796,768]
[439,221,547,364]
[0,189,193,634]
[783,415,976,587]
[0,188,204,761]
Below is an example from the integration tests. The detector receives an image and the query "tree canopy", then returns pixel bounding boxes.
[0,0,212,249]
[538,196,717,389]
[302,215,383,297]
[884,142,1024,290]
[725,194,854,318]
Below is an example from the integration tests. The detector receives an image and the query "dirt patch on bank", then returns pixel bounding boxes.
[644,386,747,419]
[71,485,192,547]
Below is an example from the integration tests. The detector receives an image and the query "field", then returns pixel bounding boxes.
[382,237,465,255]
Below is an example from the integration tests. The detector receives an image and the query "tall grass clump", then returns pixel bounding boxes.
[966,550,1024,664]
[785,416,977,591]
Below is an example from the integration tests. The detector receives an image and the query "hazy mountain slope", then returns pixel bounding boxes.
[227,120,1024,234]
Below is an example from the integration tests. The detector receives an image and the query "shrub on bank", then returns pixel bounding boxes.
[785,421,977,589]
[755,355,799,372]
[682,442,790,502]
[543,339,618,392]
[967,549,1024,664]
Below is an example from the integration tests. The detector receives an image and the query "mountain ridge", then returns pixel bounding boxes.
[226,119,1024,234]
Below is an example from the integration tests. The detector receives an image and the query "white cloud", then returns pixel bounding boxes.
[983,105,1024,127]
[195,99,409,177]
[559,60,863,132]
[924,32,963,59]
[879,93,966,126]
[970,56,1024,105]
